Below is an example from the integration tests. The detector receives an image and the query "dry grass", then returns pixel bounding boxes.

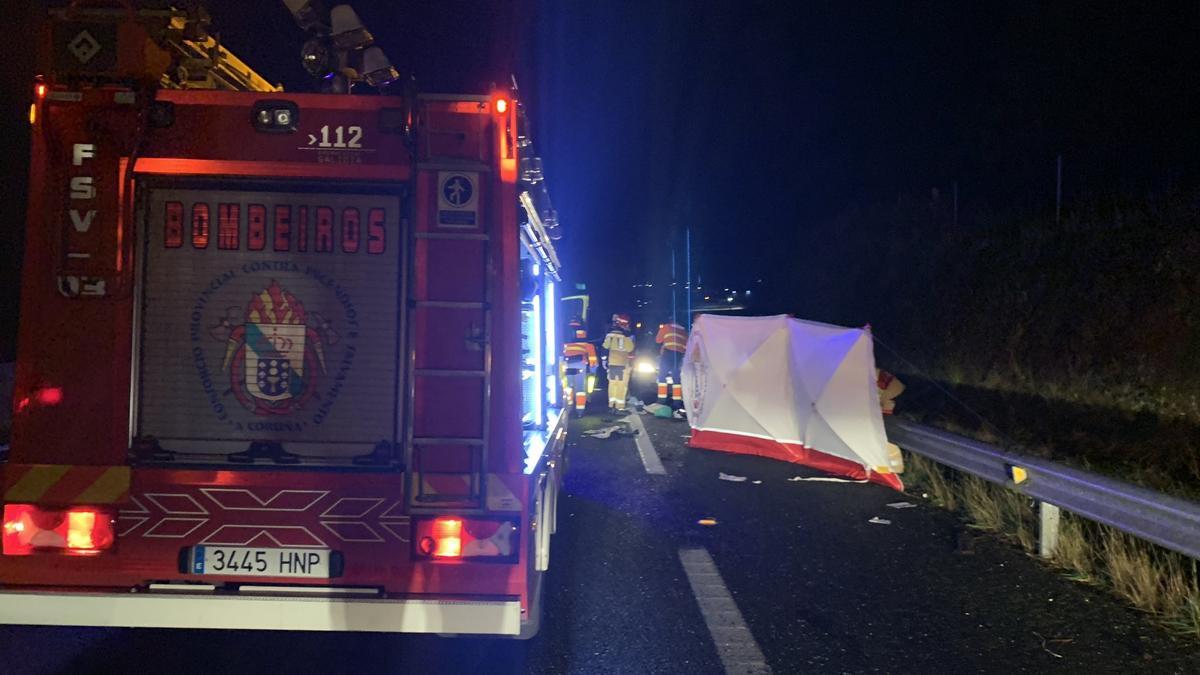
[904,452,958,511]
[1104,529,1164,612]
[1102,529,1200,635]
[960,476,1002,530]
[960,474,1037,553]
[1051,513,1094,580]
[1171,592,1200,637]
[903,451,1200,638]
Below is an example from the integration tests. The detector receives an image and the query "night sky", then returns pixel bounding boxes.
[2,1,1198,356]
[529,0,1199,314]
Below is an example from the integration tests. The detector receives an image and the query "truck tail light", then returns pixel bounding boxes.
[413,516,519,563]
[2,504,116,556]
[428,518,462,557]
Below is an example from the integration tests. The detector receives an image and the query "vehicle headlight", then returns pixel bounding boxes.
[636,359,657,374]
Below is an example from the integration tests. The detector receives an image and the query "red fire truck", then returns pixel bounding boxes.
[0,2,567,638]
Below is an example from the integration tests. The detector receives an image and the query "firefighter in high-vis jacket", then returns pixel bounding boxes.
[655,320,688,404]
[602,313,636,412]
[562,316,598,416]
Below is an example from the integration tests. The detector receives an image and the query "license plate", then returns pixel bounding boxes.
[189,546,333,578]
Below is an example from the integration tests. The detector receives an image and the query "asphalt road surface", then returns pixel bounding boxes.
[3,409,1199,674]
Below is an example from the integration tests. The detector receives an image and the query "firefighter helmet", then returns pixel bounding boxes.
[612,313,631,332]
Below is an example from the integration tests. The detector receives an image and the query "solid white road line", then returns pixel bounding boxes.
[625,412,667,474]
[678,548,771,675]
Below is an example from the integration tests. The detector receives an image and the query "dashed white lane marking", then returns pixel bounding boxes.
[679,547,771,674]
[625,412,666,474]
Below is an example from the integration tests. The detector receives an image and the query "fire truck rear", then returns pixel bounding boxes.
[0,2,566,638]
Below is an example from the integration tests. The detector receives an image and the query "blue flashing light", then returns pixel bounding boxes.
[530,294,544,424]
[544,279,558,369]
[544,279,560,408]
[523,429,547,474]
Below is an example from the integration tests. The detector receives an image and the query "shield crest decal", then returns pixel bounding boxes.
[216,279,331,416]
[245,322,307,401]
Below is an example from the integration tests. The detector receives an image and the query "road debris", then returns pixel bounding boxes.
[886,501,917,509]
[752,480,763,485]
[582,423,638,439]
[644,403,674,418]
[868,517,892,525]
[718,472,748,482]
[1033,631,1071,659]
[673,409,687,420]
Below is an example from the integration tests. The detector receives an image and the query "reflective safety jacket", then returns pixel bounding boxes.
[655,322,688,354]
[564,341,598,367]
[876,368,905,413]
[602,331,635,367]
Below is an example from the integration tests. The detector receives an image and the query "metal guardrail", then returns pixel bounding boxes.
[886,417,1200,561]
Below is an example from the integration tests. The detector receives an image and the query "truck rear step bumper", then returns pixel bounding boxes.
[0,589,521,635]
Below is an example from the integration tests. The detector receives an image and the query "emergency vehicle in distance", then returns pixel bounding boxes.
[0,1,567,639]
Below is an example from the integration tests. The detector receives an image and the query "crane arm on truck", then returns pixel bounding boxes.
[47,2,279,92]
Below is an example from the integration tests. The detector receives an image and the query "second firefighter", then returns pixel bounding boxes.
[602,313,636,411]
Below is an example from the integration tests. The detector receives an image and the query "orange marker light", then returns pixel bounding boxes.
[28,103,36,125]
[495,98,508,114]
[67,512,97,549]
[35,82,47,99]
[432,518,463,557]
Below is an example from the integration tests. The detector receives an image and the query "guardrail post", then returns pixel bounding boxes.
[1039,501,1061,559]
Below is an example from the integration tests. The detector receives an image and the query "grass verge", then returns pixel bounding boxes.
[903,451,1200,639]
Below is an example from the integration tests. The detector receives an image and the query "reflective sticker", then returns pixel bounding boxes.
[68,30,102,64]
[3,465,130,504]
[486,474,523,512]
[3,465,71,502]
